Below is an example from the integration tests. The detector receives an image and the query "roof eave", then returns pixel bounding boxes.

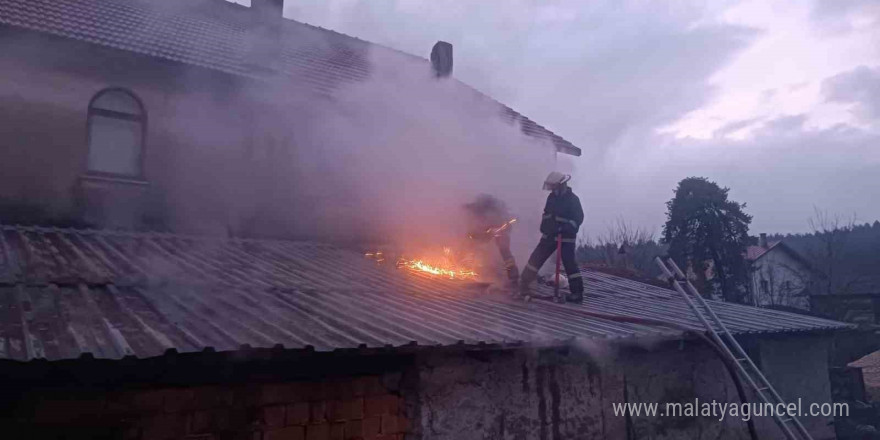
[556,141,581,157]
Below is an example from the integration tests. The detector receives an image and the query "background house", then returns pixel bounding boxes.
[745,233,819,310]
[745,234,880,421]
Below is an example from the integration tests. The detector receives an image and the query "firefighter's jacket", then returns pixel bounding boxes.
[539,187,584,240]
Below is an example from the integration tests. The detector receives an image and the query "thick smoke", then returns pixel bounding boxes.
[297,48,560,250]
[164,41,569,275]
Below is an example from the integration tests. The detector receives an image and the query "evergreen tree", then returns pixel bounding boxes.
[662,177,752,302]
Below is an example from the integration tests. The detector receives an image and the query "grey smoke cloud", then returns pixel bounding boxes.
[281,0,880,236]
[294,47,560,258]
[810,0,880,34]
[160,41,563,274]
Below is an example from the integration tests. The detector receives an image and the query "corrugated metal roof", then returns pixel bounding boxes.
[0,225,850,362]
[0,0,580,156]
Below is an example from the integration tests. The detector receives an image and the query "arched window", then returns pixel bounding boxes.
[87,88,145,178]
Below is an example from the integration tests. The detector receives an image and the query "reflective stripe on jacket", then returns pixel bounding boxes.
[539,187,584,239]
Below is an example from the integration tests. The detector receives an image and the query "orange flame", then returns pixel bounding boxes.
[367,238,487,280]
[397,258,478,279]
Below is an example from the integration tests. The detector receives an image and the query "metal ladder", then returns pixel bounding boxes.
[654,257,814,440]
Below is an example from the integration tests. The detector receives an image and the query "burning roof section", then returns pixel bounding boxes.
[0,225,850,362]
[0,0,580,156]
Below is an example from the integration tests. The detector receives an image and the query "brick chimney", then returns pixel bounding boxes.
[758,233,768,248]
[431,41,453,78]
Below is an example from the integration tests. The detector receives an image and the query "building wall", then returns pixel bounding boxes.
[5,374,408,440]
[750,247,812,310]
[759,334,836,440]
[414,343,758,440]
[411,335,836,440]
[0,336,837,440]
[0,28,323,236]
[413,348,625,439]
[621,341,753,440]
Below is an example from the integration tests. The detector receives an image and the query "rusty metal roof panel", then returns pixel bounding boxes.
[0,226,850,362]
[0,0,580,156]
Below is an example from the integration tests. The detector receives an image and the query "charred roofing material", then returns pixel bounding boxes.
[0,225,851,363]
[0,0,581,156]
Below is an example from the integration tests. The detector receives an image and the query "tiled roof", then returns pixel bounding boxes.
[0,0,251,75]
[0,0,580,156]
[0,225,850,362]
[745,241,781,261]
[851,350,880,396]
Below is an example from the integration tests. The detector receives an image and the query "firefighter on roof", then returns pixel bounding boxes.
[463,194,519,284]
[520,172,585,303]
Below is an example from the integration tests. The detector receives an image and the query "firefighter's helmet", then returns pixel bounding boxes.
[542,171,571,191]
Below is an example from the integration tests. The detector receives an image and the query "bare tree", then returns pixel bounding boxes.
[806,207,861,295]
[592,218,660,273]
[771,259,815,307]
[758,260,808,308]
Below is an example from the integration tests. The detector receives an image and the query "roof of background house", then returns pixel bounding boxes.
[745,241,782,261]
[0,225,850,363]
[745,240,821,277]
[0,0,580,156]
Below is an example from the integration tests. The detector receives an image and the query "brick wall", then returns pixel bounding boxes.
[8,375,410,440]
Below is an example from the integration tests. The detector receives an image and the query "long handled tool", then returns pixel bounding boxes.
[655,256,813,440]
[554,233,564,303]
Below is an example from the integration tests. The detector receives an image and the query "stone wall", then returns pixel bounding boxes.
[5,375,408,440]
[412,348,624,440]
[621,341,753,440]
[0,334,837,440]
[410,335,836,440]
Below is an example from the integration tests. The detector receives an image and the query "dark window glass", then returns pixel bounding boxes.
[87,89,145,177]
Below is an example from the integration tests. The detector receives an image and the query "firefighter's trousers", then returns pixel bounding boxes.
[494,232,519,282]
[519,236,583,297]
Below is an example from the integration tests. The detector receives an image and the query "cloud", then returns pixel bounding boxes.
[712,117,764,138]
[612,119,880,235]
[810,0,880,35]
[822,65,880,122]
[761,114,808,132]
